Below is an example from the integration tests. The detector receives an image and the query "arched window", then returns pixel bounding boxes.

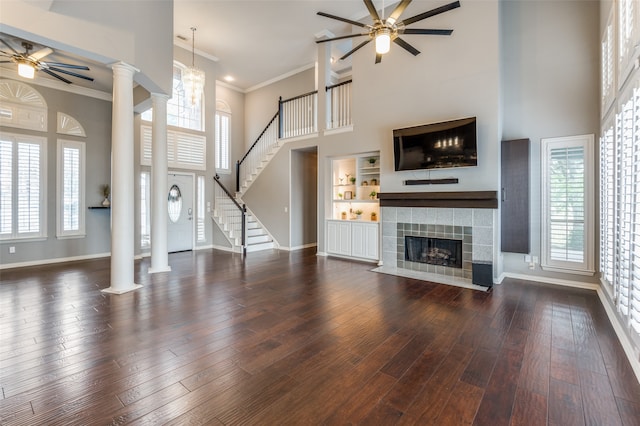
[141,61,204,131]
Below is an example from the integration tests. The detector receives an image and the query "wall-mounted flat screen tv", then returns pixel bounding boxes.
[393,117,477,171]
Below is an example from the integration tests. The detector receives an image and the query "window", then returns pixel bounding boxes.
[609,81,640,334]
[140,125,206,170]
[0,132,47,240]
[197,175,205,242]
[541,134,594,275]
[602,10,615,115]
[140,171,150,249]
[141,62,204,132]
[57,140,85,238]
[215,100,232,173]
[618,0,639,85]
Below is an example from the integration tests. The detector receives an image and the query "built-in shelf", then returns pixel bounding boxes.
[88,206,110,209]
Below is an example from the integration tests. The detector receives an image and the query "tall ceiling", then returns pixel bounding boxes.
[1,1,450,93]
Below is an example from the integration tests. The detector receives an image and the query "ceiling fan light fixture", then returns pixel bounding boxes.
[17,61,35,79]
[375,28,391,55]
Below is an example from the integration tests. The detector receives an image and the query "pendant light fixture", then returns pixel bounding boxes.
[182,27,205,105]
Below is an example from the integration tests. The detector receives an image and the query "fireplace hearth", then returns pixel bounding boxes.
[405,236,463,268]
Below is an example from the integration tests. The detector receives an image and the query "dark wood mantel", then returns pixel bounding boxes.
[378,191,498,209]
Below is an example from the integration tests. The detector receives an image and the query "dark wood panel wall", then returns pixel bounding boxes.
[501,139,530,253]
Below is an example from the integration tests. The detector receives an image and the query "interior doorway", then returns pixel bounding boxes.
[290,147,318,249]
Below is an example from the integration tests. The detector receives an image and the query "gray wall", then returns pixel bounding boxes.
[244,67,315,146]
[0,82,113,265]
[291,148,318,248]
[500,0,600,283]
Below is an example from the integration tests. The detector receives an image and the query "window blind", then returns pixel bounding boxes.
[215,113,230,171]
[140,125,206,171]
[62,146,80,232]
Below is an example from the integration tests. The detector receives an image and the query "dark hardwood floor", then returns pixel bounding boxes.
[1,248,639,425]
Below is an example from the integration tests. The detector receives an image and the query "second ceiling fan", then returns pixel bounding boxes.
[317,0,460,64]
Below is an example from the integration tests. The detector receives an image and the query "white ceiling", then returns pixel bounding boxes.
[1,1,450,93]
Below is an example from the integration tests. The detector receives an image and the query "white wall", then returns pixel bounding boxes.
[500,0,600,283]
[1,0,174,95]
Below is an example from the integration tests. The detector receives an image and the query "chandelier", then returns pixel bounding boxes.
[183,27,205,105]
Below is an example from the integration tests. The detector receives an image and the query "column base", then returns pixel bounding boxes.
[148,266,171,274]
[101,283,142,294]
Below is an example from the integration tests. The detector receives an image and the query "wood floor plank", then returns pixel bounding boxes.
[1,248,638,425]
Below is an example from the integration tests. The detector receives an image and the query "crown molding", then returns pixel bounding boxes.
[246,63,316,93]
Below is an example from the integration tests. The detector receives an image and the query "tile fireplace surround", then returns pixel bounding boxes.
[374,192,498,291]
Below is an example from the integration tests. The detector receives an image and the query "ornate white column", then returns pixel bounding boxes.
[103,62,142,294]
[149,93,171,273]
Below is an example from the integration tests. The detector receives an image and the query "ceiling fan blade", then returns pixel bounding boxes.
[375,53,383,64]
[29,47,53,61]
[48,66,94,81]
[43,62,90,70]
[0,50,14,56]
[400,28,453,35]
[393,37,421,56]
[316,33,370,44]
[0,39,19,55]
[0,60,13,63]
[387,0,412,25]
[340,39,372,60]
[42,68,72,84]
[363,0,381,23]
[317,11,368,28]
[400,1,461,26]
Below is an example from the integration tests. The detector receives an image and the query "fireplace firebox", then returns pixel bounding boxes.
[405,236,463,268]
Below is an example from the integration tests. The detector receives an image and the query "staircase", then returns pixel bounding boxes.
[245,213,274,252]
[212,176,275,253]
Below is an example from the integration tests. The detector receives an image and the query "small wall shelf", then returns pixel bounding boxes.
[88,206,110,209]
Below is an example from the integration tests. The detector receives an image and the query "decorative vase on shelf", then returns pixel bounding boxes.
[102,197,110,207]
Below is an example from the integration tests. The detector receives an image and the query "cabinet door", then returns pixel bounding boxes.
[337,222,351,255]
[327,221,351,256]
[364,223,379,260]
[327,221,340,254]
[501,139,530,253]
[352,222,379,260]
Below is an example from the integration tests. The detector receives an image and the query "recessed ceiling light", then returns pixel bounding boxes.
[224,75,234,82]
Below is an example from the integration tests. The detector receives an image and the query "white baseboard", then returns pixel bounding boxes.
[0,252,111,270]
[596,288,640,383]
[500,272,599,291]
[316,251,328,257]
[280,243,317,252]
[194,244,215,251]
[210,244,238,253]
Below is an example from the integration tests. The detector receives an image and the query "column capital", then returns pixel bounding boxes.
[150,92,171,101]
[109,61,139,75]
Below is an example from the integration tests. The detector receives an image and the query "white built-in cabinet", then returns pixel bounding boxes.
[326,220,379,261]
[326,152,380,262]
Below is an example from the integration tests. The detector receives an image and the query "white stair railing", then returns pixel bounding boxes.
[236,112,279,192]
[326,80,352,130]
[213,175,246,253]
[279,91,318,139]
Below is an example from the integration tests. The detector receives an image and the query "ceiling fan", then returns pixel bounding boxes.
[0,39,94,84]
[317,0,460,64]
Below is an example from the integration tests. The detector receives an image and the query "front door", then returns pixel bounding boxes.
[167,173,193,252]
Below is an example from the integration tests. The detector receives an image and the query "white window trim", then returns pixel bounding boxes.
[140,170,151,249]
[197,175,206,242]
[540,134,595,276]
[602,8,616,118]
[215,110,231,174]
[0,131,47,242]
[56,139,86,239]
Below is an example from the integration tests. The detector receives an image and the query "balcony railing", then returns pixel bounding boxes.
[279,91,318,139]
[326,80,352,130]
